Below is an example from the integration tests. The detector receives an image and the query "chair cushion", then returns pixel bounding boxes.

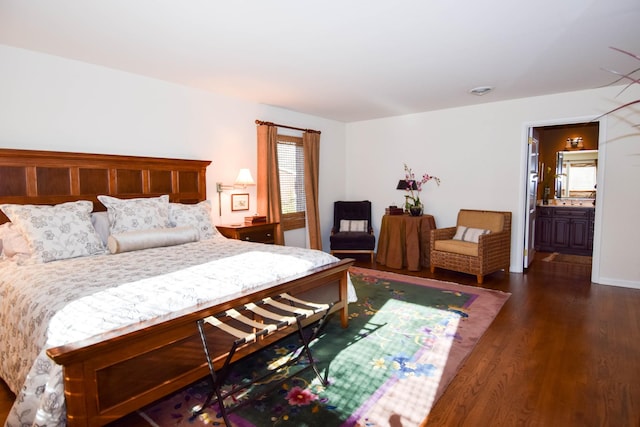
[330,231,375,250]
[339,219,368,232]
[452,226,490,243]
[458,210,504,233]
[434,239,479,256]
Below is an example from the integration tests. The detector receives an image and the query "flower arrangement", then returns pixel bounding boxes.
[542,166,555,189]
[541,166,555,204]
[402,163,440,214]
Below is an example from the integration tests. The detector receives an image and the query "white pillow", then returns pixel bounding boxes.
[339,219,368,232]
[107,226,199,254]
[0,201,106,263]
[169,201,222,240]
[0,222,31,258]
[452,226,491,243]
[98,194,171,234]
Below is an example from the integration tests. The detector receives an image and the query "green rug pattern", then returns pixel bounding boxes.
[140,267,510,427]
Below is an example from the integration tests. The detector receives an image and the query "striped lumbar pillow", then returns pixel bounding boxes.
[339,219,368,232]
[452,226,491,243]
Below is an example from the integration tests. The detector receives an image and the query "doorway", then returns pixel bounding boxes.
[522,118,605,283]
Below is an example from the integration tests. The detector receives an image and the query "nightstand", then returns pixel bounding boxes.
[216,222,279,244]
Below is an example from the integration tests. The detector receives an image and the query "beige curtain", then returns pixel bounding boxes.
[257,124,284,245]
[303,131,322,250]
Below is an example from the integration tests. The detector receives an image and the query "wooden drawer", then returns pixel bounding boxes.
[553,207,591,218]
[237,226,275,244]
[537,207,554,217]
[216,222,278,244]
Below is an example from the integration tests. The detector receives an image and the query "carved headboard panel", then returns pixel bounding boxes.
[0,149,211,224]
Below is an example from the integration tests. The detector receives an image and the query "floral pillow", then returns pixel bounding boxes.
[169,201,224,241]
[97,195,171,235]
[0,201,106,263]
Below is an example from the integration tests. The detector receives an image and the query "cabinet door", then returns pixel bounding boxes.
[569,218,590,253]
[551,217,570,249]
[535,216,554,251]
[587,214,595,252]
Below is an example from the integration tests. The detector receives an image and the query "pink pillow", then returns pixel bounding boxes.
[0,222,31,258]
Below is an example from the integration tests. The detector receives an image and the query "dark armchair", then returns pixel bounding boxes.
[330,200,376,262]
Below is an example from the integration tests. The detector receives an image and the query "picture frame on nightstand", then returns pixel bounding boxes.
[231,193,249,211]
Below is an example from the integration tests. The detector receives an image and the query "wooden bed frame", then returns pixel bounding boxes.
[0,148,354,426]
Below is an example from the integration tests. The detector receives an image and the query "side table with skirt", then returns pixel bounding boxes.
[376,214,436,271]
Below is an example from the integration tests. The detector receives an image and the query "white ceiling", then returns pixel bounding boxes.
[1,0,639,122]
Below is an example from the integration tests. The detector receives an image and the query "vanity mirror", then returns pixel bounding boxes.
[555,150,597,199]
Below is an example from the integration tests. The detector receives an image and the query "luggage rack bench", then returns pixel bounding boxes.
[195,293,333,423]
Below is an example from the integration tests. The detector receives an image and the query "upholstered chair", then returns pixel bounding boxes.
[330,201,376,262]
[430,209,511,284]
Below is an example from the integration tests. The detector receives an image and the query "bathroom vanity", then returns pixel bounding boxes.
[535,204,595,256]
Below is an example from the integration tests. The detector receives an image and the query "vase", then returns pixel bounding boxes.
[543,186,550,205]
[409,205,423,216]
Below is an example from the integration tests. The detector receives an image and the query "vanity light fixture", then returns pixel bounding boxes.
[565,137,584,150]
[216,168,256,215]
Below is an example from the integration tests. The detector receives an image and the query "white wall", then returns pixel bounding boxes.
[2,44,638,287]
[346,87,640,288]
[0,45,348,250]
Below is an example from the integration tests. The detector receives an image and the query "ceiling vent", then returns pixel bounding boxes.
[469,86,494,96]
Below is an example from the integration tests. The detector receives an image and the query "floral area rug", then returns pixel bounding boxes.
[138,267,510,427]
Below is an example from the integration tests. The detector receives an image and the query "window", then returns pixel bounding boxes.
[565,163,597,198]
[277,134,306,230]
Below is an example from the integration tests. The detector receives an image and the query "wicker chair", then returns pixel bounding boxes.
[430,209,511,284]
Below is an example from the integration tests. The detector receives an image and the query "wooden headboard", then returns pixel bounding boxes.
[0,148,211,224]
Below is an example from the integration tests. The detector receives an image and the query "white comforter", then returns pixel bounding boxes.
[0,239,355,427]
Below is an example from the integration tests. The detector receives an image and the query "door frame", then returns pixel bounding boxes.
[523,128,539,268]
[519,115,606,283]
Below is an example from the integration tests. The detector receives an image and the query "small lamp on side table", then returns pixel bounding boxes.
[396,179,417,213]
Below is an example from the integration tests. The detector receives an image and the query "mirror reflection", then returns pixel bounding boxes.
[555,150,597,199]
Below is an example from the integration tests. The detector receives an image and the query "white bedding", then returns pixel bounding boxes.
[0,238,356,427]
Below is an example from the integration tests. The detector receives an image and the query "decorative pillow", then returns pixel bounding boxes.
[169,201,222,240]
[97,194,170,234]
[91,211,111,246]
[107,226,199,254]
[339,219,368,232]
[0,222,31,258]
[452,226,491,243]
[0,201,106,263]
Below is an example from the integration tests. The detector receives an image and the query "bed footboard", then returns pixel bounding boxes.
[46,258,353,427]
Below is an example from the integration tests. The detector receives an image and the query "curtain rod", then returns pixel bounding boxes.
[255,120,321,134]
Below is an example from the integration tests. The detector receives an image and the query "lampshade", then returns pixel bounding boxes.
[235,168,255,186]
[396,179,417,190]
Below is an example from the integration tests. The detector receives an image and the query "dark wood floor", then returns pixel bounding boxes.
[2,253,639,426]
